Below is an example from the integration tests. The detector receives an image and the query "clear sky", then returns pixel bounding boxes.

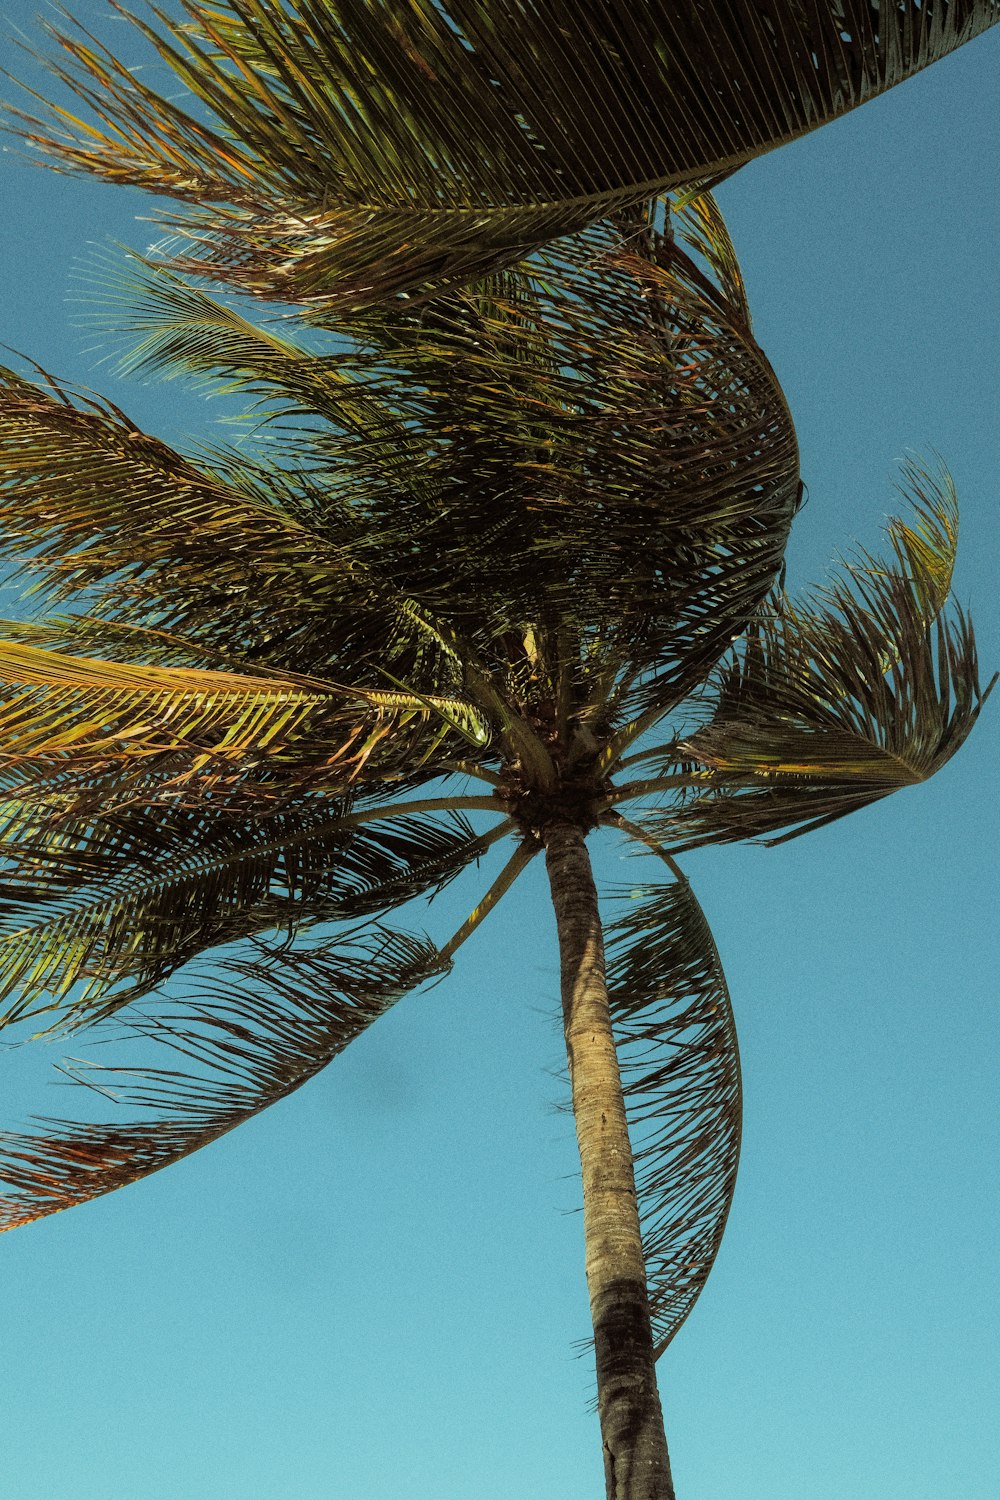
[0,11,997,1500]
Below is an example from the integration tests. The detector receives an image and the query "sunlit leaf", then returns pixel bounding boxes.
[658,471,995,848]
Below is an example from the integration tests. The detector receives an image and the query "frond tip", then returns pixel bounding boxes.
[0,928,440,1230]
[662,469,995,849]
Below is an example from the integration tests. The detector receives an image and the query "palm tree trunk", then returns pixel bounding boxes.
[543,820,675,1500]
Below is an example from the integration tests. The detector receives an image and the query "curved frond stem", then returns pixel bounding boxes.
[461,659,557,791]
[659,484,995,852]
[616,744,677,774]
[436,831,531,966]
[589,658,639,716]
[333,795,502,830]
[604,814,686,885]
[598,703,676,775]
[436,759,503,787]
[605,775,692,807]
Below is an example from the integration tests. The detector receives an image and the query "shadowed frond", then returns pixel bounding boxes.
[0,364,364,649]
[0,799,493,1031]
[6,0,996,308]
[605,864,741,1355]
[0,366,485,702]
[68,200,802,702]
[0,927,440,1229]
[656,468,995,849]
[83,252,398,429]
[323,205,799,680]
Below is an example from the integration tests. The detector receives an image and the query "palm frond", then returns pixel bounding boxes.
[0,614,251,670]
[884,456,960,627]
[328,205,798,674]
[0,797,490,1031]
[671,192,752,329]
[656,469,995,849]
[0,638,491,801]
[63,197,802,702]
[0,927,439,1229]
[6,0,996,308]
[0,362,379,659]
[84,251,404,438]
[0,365,485,702]
[605,868,741,1355]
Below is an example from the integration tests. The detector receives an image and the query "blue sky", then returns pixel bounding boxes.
[1,11,998,1500]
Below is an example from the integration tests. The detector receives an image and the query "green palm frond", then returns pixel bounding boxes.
[656,470,995,849]
[84,252,402,432]
[0,365,477,695]
[6,0,996,308]
[0,927,439,1229]
[0,798,492,1031]
[605,866,741,1355]
[315,203,798,673]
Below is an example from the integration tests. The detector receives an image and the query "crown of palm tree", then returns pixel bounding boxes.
[0,195,991,1388]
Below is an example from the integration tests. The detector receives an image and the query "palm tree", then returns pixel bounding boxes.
[6,0,998,309]
[0,183,991,1498]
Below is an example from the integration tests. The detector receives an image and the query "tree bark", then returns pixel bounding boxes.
[543,821,675,1500]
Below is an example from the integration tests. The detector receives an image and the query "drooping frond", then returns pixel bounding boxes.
[0,363,414,670]
[68,197,802,709]
[656,467,995,849]
[604,864,741,1354]
[0,927,440,1229]
[6,0,996,309]
[0,796,493,1031]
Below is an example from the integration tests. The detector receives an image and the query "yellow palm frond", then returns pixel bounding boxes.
[0,638,490,786]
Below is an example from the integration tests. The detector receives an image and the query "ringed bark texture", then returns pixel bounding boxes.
[543,821,675,1500]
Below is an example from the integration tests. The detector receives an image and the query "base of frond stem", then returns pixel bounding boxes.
[496,766,611,843]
